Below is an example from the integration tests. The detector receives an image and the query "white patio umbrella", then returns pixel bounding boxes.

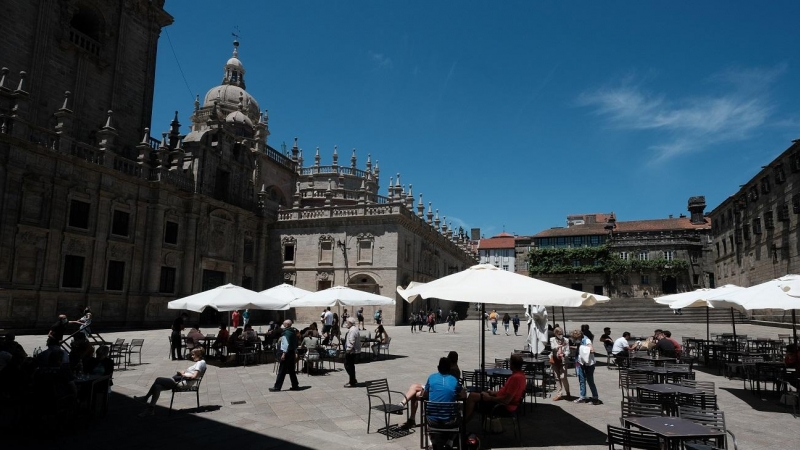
[396,263,610,370]
[707,274,800,344]
[654,285,745,340]
[259,283,313,303]
[287,285,395,308]
[167,283,291,313]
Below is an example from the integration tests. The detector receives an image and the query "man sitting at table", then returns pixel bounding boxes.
[662,330,682,353]
[185,324,205,355]
[212,324,229,360]
[612,332,638,365]
[400,357,464,430]
[654,331,676,357]
[464,355,526,424]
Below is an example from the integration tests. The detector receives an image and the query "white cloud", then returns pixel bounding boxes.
[368,51,393,69]
[577,65,787,163]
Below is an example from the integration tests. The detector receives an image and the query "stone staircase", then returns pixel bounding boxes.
[470,298,749,324]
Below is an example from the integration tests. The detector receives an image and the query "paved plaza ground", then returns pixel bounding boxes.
[7,320,797,449]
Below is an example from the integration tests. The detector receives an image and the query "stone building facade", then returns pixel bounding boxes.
[528,198,714,298]
[709,139,800,320]
[0,0,475,328]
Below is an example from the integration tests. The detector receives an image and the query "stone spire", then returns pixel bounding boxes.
[417,194,424,217]
[54,91,73,134]
[388,177,394,199]
[366,153,372,172]
[96,110,118,153]
[406,184,414,209]
[434,209,441,230]
[0,67,8,92]
[314,147,320,166]
[427,202,433,224]
[332,145,338,166]
[351,148,357,169]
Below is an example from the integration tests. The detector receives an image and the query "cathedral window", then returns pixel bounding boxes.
[760,177,771,194]
[358,239,374,264]
[164,221,179,245]
[641,275,650,285]
[111,210,130,237]
[319,237,334,265]
[106,260,125,291]
[778,203,790,221]
[663,251,674,261]
[752,217,762,234]
[775,164,786,184]
[793,194,800,214]
[282,237,296,265]
[619,252,628,261]
[243,237,255,263]
[638,251,648,261]
[69,8,102,56]
[159,267,176,293]
[68,200,91,229]
[62,255,85,288]
[764,210,774,229]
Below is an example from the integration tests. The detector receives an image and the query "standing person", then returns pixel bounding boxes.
[571,329,600,405]
[342,308,350,324]
[269,320,301,392]
[502,313,511,336]
[242,309,251,328]
[170,313,187,361]
[599,327,614,355]
[419,310,426,331]
[409,311,417,333]
[489,310,498,335]
[70,307,93,337]
[322,307,334,336]
[374,309,383,325]
[357,307,365,330]
[49,314,68,342]
[581,324,594,342]
[446,311,457,334]
[427,311,436,333]
[135,348,206,416]
[549,327,571,401]
[343,317,360,387]
[511,314,521,336]
[231,310,240,329]
[436,307,442,324]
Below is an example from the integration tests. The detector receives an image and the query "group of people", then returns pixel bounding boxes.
[485,310,522,336]
[599,327,683,366]
[409,309,459,334]
[396,352,528,434]
[545,324,602,405]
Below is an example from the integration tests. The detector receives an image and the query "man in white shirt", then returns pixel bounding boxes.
[343,317,360,387]
[612,332,638,365]
[322,307,334,336]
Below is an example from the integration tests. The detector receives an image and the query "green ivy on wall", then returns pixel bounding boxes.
[527,245,689,278]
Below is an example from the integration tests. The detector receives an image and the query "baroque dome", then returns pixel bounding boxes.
[203,84,260,118]
[225,110,254,127]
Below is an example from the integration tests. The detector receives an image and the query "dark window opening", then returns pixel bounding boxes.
[111,210,130,236]
[241,276,253,290]
[164,221,179,245]
[244,240,255,263]
[106,260,125,291]
[69,200,91,229]
[593,285,604,295]
[283,245,295,262]
[317,280,332,291]
[571,283,583,291]
[753,218,762,234]
[765,211,774,229]
[779,203,790,221]
[69,9,102,55]
[62,255,85,288]
[159,267,176,293]
[214,169,230,202]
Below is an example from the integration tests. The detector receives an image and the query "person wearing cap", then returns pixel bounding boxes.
[269,320,301,392]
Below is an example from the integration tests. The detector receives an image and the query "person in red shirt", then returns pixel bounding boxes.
[663,330,683,353]
[464,355,526,423]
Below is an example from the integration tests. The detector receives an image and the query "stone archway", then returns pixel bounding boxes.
[347,273,380,294]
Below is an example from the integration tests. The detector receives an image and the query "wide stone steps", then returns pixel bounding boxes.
[473,298,749,324]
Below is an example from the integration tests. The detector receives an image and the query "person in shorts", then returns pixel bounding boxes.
[356,307,365,330]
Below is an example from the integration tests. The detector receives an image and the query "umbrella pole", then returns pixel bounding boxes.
[793,309,798,346]
[480,302,486,377]
[561,307,566,329]
[730,307,737,341]
[706,307,710,341]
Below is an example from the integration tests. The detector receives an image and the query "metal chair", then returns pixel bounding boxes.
[303,348,322,375]
[676,392,718,410]
[365,379,409,439]
[462,370,487,393]
[679,379,715,395]
[423,401,462,450]
[523,362,546,406]
[109,339,127,369]
[679,405,738,450]
[376,336,392,360]
[607,425,663,450]
[620,398,663,426]
[169,371,205,415]
[486,396,524,447]
[741,355,764,391]
[127,339,144,366]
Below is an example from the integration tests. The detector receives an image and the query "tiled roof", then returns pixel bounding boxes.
[532,217,711,238]
[478,236,516,249]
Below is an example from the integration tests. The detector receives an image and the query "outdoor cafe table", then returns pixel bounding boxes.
[622,416,725,449]
[482,368,512,389]
[636,384,703,415]
[754,361,786,394]
[75,374,112,416]
[632,354,677,367]
[630,366,692,384]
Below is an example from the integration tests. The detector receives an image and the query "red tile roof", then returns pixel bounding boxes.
[532,217,710,238]
[478,236,516,249]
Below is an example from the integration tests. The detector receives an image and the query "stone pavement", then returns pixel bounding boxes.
[9,320,798,449]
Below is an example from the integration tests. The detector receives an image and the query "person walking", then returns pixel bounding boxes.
[70,307,93,337]
[549,327,571,401]
[343,317,360,387]
[231,310,240,329]
[571,329,600,405]
[357,307,365,330]
[502,313,511,336]
[270,320,301,392]
[512,314,520,336]
[242,309,251,328]
[489,310,498,335]
[446,311,457,334]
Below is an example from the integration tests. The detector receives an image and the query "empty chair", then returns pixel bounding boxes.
[494,358,509,369]
[127,339,145,366]
[462,371,487,393]
[523,362,546,406]
[631,359,655,369]
[679,406,738,450]
[676,392,718,410]
[375,336,392,360]
[741,355,765,391]
[620,398,663,426]
[364,378,409,439]
[607,425,662,450]
[109,339,127,369]
[680,379,715,395]
[620,371,650,400]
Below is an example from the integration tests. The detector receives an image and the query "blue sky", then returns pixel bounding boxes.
[151,1,800,238]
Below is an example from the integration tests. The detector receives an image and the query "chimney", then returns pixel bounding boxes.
[470,228,481,241]
[688,196,706,224]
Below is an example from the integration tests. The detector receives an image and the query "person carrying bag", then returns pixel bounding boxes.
[571,329,601,405]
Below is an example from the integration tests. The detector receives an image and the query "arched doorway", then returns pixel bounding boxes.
[347,274,380,294]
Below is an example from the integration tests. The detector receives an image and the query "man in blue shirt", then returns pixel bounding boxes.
[401,357,463,429]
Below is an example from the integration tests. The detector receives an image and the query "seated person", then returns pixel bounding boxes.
[301,330,321,350]
[226,328,243,357]
[243,324,259,343]
[308,322,320,337]
[135,348,206,416]
[599,327,614,355]
[212,324,230,359]
[447,351,461,380]
[185,324,205,352]
[785,344,800,389]
[90,345,114,377]
[662,330,682,353]
[401,357,464,429]
[612,332,638,364]
[371,325,390,357]
[654,331,676,358]
[464,355,526,423]
[37,336,69,366]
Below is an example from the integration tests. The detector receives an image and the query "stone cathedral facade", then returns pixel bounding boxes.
[0,0,475,328]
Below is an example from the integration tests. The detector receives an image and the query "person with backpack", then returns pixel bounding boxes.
[512,314,521,336]
[270,320,301,392]
[374,309,382,325]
